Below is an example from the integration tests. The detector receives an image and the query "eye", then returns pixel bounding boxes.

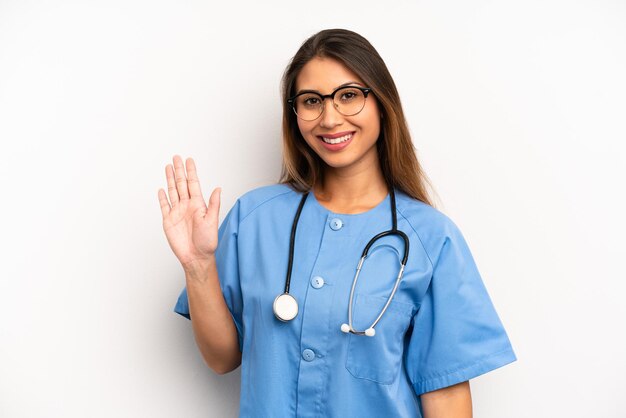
[338,87,362,102]
[303,97,321,106]
[297,94,322,108]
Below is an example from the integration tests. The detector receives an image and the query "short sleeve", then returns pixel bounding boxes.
[405,219,517,395]
[173,200,244,351]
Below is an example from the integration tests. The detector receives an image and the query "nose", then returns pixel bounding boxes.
[318,97,343,128]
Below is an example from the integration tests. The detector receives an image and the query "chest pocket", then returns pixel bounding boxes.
[345,293,415,384]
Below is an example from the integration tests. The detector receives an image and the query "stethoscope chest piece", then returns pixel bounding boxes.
[273,293,298,322]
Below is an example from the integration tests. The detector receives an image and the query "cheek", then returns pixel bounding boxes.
[369,113,381,132]
[362,102,381,134]
[297,120,315,140]
[296,119,305,135]
[360,111,381,138]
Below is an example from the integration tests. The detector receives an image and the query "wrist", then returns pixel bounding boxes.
[182,256,216,276]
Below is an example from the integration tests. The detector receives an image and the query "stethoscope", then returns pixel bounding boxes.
[272,187,410,337]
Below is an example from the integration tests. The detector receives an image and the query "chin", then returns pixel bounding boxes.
[319,156,359,169]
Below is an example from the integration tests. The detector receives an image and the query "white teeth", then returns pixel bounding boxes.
[321,133,353,144]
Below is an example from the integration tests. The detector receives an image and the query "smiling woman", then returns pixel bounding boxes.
[293,57,382,177]
[159,28,516,418]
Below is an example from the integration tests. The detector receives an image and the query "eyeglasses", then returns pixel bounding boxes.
[287,85,373,121]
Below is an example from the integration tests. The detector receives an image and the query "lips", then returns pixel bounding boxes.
[318,131,355,145]
[320,134,352,145]
[316,131,355,151]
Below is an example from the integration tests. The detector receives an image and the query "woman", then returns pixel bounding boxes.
[158,28,516,418]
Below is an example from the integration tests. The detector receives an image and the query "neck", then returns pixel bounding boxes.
[313,161,388,214]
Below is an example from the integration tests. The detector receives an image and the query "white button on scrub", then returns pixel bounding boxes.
[311,276,325,289]
[329,218,343,230]
[302,349,316,362]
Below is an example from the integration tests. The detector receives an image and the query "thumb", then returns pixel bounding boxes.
[206,187,221,221]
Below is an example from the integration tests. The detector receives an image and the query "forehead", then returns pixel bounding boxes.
[295,56,364,92]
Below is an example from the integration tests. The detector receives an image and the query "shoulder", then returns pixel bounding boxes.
[236,183,299,222]
[394,190,464,264]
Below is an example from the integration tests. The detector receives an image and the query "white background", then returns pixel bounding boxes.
[1,0,625,417]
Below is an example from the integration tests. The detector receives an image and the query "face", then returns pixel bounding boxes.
[294,56,381,174]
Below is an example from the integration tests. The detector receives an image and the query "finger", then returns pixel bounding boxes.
[157,188,171,219]
[206,187,221,221]
[173,155,190,201]
[185,157,204,200]
[165,164,179,206]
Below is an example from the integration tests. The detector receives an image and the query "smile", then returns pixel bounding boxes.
[319,132,353,144]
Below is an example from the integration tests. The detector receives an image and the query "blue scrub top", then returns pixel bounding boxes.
[174,184,516,418]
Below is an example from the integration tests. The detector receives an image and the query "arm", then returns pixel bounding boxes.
[159,155,241,375]
[184,258,242,375]
[421,381,472,418]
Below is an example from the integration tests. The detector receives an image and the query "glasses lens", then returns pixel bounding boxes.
[294,93,323,121]
[292,87,367,120]
[334,87,366,116]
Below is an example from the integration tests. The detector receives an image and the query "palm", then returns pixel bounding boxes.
[158,156,221,267]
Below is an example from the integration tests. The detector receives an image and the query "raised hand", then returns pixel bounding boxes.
[158,155,221,269]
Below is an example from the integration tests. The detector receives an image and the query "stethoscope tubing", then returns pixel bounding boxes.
[284,191,309,294]
[274,187,410,337]
[347,228,409,335]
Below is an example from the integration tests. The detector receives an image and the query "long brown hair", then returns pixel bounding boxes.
[278,28,435,206]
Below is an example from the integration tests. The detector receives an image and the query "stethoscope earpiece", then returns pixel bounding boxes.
[340,323,376,337]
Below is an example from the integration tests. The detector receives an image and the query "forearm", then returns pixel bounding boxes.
[421,381,472,418]
[184,257,242,375]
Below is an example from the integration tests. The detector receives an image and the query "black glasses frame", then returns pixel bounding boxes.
[287,85,373,121]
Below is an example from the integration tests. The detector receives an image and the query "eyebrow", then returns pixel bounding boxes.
[295,81,365,96]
